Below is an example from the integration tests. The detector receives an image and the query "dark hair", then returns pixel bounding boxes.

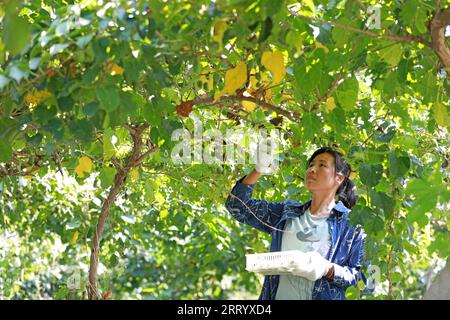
[307,147,358,209]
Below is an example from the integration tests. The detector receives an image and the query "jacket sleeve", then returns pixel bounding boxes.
[225,176,285,234]
[331,229,367,289]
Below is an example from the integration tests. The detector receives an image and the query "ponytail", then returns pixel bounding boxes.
[337,177,358,209]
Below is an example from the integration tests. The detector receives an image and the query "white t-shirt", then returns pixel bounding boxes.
[275,208,331,300]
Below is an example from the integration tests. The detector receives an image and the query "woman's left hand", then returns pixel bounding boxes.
[291,251,332,281]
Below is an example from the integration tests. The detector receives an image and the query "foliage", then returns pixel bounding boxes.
[0,0,449,299]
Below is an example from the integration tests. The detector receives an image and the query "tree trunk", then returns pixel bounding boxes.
[87,124,150,300]
[430,8,450,76]
[423,261,450,300]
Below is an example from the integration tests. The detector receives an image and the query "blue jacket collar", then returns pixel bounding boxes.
[282,199,349,221]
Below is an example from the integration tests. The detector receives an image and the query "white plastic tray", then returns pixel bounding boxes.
[245,250,307,275]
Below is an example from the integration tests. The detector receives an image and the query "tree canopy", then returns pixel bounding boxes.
[0,0,449,300]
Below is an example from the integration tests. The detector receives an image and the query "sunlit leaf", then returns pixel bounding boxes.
[75,156,93,178]
[261,50,286,85]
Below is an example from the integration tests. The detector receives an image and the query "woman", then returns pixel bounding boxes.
[225,147,366,300]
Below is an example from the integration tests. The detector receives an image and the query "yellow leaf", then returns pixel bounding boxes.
[265,88,273,102]
[24,93,37,107]
[241,91,256,112]
[212,21,227,51]
[155,192,165,204]
[75,156,93,178]
[325,97,336,112]
[108,63,124,76]
[222,61,247,95]
[260,72,271,87]
[207,77,214,91]
[349,171,357,180]
[130,168,139,181]
[160,209,168,219]
[70,230,79,245]
[249,75,258,89]
[24,89,51,109]
[315,41,329,53]
[214,89,225,102]
[432,102,448,127]
[199,74,213,92]
[261,50,286,85]
[242,100,256,112]
[303,0,315,12]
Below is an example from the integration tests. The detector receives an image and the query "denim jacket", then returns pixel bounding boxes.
[225,177,367,300]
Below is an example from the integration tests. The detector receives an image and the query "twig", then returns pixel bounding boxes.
[289,10,430,45]
[310,72,345,112]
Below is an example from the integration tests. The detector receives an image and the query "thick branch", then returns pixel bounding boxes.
[87,123,150,300]
[236,96,299,119]
[194,94,300,121]
[292,12,429,45]
[430,8,450,76]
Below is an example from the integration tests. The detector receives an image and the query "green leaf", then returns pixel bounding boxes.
[383,71,399,99]
[0,141,13,162]
[370,191,395,220]
[34,104,57,124]
[99,166,117,188]
[391,272,402,283]
[44,118,65,141]
[366,215,384,235]
[359,164,383,187]
[0,75,11,90]
[96,87,120,113]
[49,43,69,55]
[374,128,396,143]
[331,18,356,48]
[103,128,116,160]
[120,91,142,119]
[65,218,81,230]
[302,112,320,141]
[388,150,410,178]
[379,44,403,67]
[259,17,273,43]
[428,231,450,257]
[357,280,366,290]
[57,96,74,112]
[432,102,448,127]
[397,59,409,83]
[76,34,94,48]
[261,0,284,16]
[345,286,358,300]
[349,205,372,227]
[83,101,100,117]
[68,119,94,143]
[9,65,29,84]
[405,178,438,217]
[294,60,313,95]
[421,72,438,104]
[3,14,31,55]
[336,76,358,111]
[400,1,428,34]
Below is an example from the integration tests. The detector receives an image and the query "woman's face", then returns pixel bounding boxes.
[305,152,343,194]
